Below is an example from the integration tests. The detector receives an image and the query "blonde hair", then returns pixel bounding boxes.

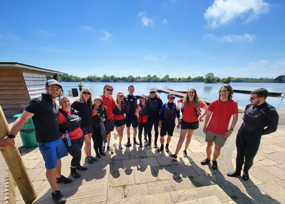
[102,84,113,95]
[78,88,93,105]
[182,88,200,110]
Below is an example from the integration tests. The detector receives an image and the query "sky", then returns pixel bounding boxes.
[0,0,285,79]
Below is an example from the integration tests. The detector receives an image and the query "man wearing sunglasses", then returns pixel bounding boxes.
[227,88,279,181]
[0,79,71,204]
[157,93,180,152]
[201,84,238,170]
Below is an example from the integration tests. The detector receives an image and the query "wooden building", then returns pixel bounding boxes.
[0,62,63,118]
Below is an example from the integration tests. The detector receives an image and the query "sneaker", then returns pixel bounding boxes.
[153,143,157,148]
[102,146,105,152]
[227,171,240,178]
[165,146,169,153]
[212,160,218,170]
[134,139,140,145]
[145,141,150,148]
[77,165,88,171]
[125,142,131,147]
[56,175,72,184]
[90,156,97,162]
[96,154,101,158]
[157,147,164,152]
[119,144,123,149]
[139,143,143,148]
[52,190,66,204]
[169,154,177,161]
[201,158,210,165]
[107,145,113,151]
[70,167,81,178]
[114,133,118,140]
[183,150,187,157]
[85,156,93,164]
[100,152,106,156]
[242,171,249,181]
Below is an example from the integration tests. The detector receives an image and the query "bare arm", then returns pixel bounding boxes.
[223,113,238,138]
[175,99,180,110]
[199,106,208,122]
[0,111,34,147]
[176,117,181,129]
[203,110,212,134]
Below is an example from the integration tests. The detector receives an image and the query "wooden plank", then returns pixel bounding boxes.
[25,81,46,86]
[22,72,47,78]
[0,104,27,109]
[0,86,26,90]
[24,77,47,81]
[0,76,23,81]
[0,100,29,105]
[0,81,25,86]
[0,90,31,95]
[0,95,30,100]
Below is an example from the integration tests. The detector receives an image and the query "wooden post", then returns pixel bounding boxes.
[0,106,37,204]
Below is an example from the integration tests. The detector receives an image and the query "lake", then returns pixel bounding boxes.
[61,82,285,109]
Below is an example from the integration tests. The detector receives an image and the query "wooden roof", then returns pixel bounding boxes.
[0,62,64,75]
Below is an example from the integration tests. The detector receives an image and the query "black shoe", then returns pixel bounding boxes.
[134,139,140,145]
[169,154,177,161]
[102,146,105,152]
[77,165,88,171]
[201,158,210,165]
[70,167,81,178]
[96,154,101,158]
[139,143,143,148]
[242,171,249,181]
[90,156,97,162]
[52,190,66,204]
[100,152,106,156]
[227,171,240,178]
[157,147,164,152]
[212,160,218,170]
[56,175,72,184]
[145,141,150,148]
[153,143,157,148]
[85,156,93,164]
[165,146,169,153]
[183,150,187,157]
[125,142,132,147]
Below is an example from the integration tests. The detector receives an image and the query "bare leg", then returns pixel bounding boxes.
[166,135,171,144]
[213,144,222,161]
[133,127,137,138]
[84,134,92,158]
[184,129,195,151]
[127,126,131,138]
[160,136,164,145]
[56,159,61,178]
[116,125,125,144]
[174,129,188,155]
[206,142,214,160]
[46,168,59,193]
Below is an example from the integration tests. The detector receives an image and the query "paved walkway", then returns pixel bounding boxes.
[1,112,285,203]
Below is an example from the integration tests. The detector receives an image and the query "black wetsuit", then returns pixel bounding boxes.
[147,97,163,145]
[235,102,279,174]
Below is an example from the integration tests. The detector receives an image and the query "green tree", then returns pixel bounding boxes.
[204,72,215,83]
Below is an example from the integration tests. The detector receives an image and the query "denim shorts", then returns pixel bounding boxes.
[38,137,68,170]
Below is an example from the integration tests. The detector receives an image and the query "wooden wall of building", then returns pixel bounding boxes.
[0,69,30,118]
[22,71,46,99]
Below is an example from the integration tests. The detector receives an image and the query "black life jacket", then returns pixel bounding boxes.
[59,109,82,133]
[124,95,138,115]
[242,105,268,131]
[148,98,159,112]
[163,103,177,120]
[140,104,148,117]
[113,101,125,115]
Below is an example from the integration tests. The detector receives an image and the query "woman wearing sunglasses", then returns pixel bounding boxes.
[71,88,96,164]
[169,88,208,160]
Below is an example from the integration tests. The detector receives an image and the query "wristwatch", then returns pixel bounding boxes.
[7,134,15,138]
[229,128,234,131]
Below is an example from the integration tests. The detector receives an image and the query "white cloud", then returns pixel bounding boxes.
[98,30,111,41]
[144,55,158,61]
[79,25,94,31]
[204,0,270,28]
[163,18,168,25]
[203,33,255,43]
[138,11,154,26]
[162,56,167,60]
[38,30,55,38]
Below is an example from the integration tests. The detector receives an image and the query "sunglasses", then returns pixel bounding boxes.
[106,88,113,92]
[150,92,156,94]
[250,97,259,100]
[83,92,91,95]
[169,97,175,100]
[220,90,229,93]
[188,91,195,94]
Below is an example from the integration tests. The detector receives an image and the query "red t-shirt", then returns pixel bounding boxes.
[179,98,207,123]
[136,104,148,123]
[101,95,114,120]
[58,110,83,140]
[207,99,238,134]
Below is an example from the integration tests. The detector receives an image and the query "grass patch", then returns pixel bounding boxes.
[188,176,201,187]
[121,184,127,189]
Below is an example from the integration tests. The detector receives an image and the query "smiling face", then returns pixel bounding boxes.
[82,90,91,101]
[128,86,134,95]
[219,87,229,100]
[94,99,102,107]
[149,91,156,98]
[187,89,195,100]
[46,85,60,99]
[60,97,71,111]
[104,85,113,97]
[168,94,175,103]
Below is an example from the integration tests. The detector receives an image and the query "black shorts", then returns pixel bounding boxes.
[181,120,199,130]
[81,125,94,135]
[115,119,126,127]
[126,114,138,128]
[105,119,115,135]
[160,125,175,137]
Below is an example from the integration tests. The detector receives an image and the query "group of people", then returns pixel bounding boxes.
[0,79,279,204]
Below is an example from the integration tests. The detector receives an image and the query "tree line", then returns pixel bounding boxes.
[58,73,285,83]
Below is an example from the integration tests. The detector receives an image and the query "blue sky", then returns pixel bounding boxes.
[0,0,284,78]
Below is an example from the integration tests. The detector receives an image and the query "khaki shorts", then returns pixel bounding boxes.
[205,130,227,147]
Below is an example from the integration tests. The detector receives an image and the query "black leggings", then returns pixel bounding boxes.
[138,123,148,143]
[235,129,261,174]
[66,136,84,167]
[92,126,103,155]
[147,119,159,144]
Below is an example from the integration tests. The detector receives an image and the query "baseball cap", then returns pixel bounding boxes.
[141,94,146,98]
[46,79,62,88]
[94,96,103,102]
[117,91,124,96]
[149,88,156,93]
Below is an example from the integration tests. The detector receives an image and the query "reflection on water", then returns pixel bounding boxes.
[61,82,285,109]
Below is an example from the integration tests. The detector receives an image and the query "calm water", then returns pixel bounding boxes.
[61,82,285,109]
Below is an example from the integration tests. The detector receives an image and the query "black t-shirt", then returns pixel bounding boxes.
[71,101,93,128]
[147,97,163,119]
[25,94,61,143]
